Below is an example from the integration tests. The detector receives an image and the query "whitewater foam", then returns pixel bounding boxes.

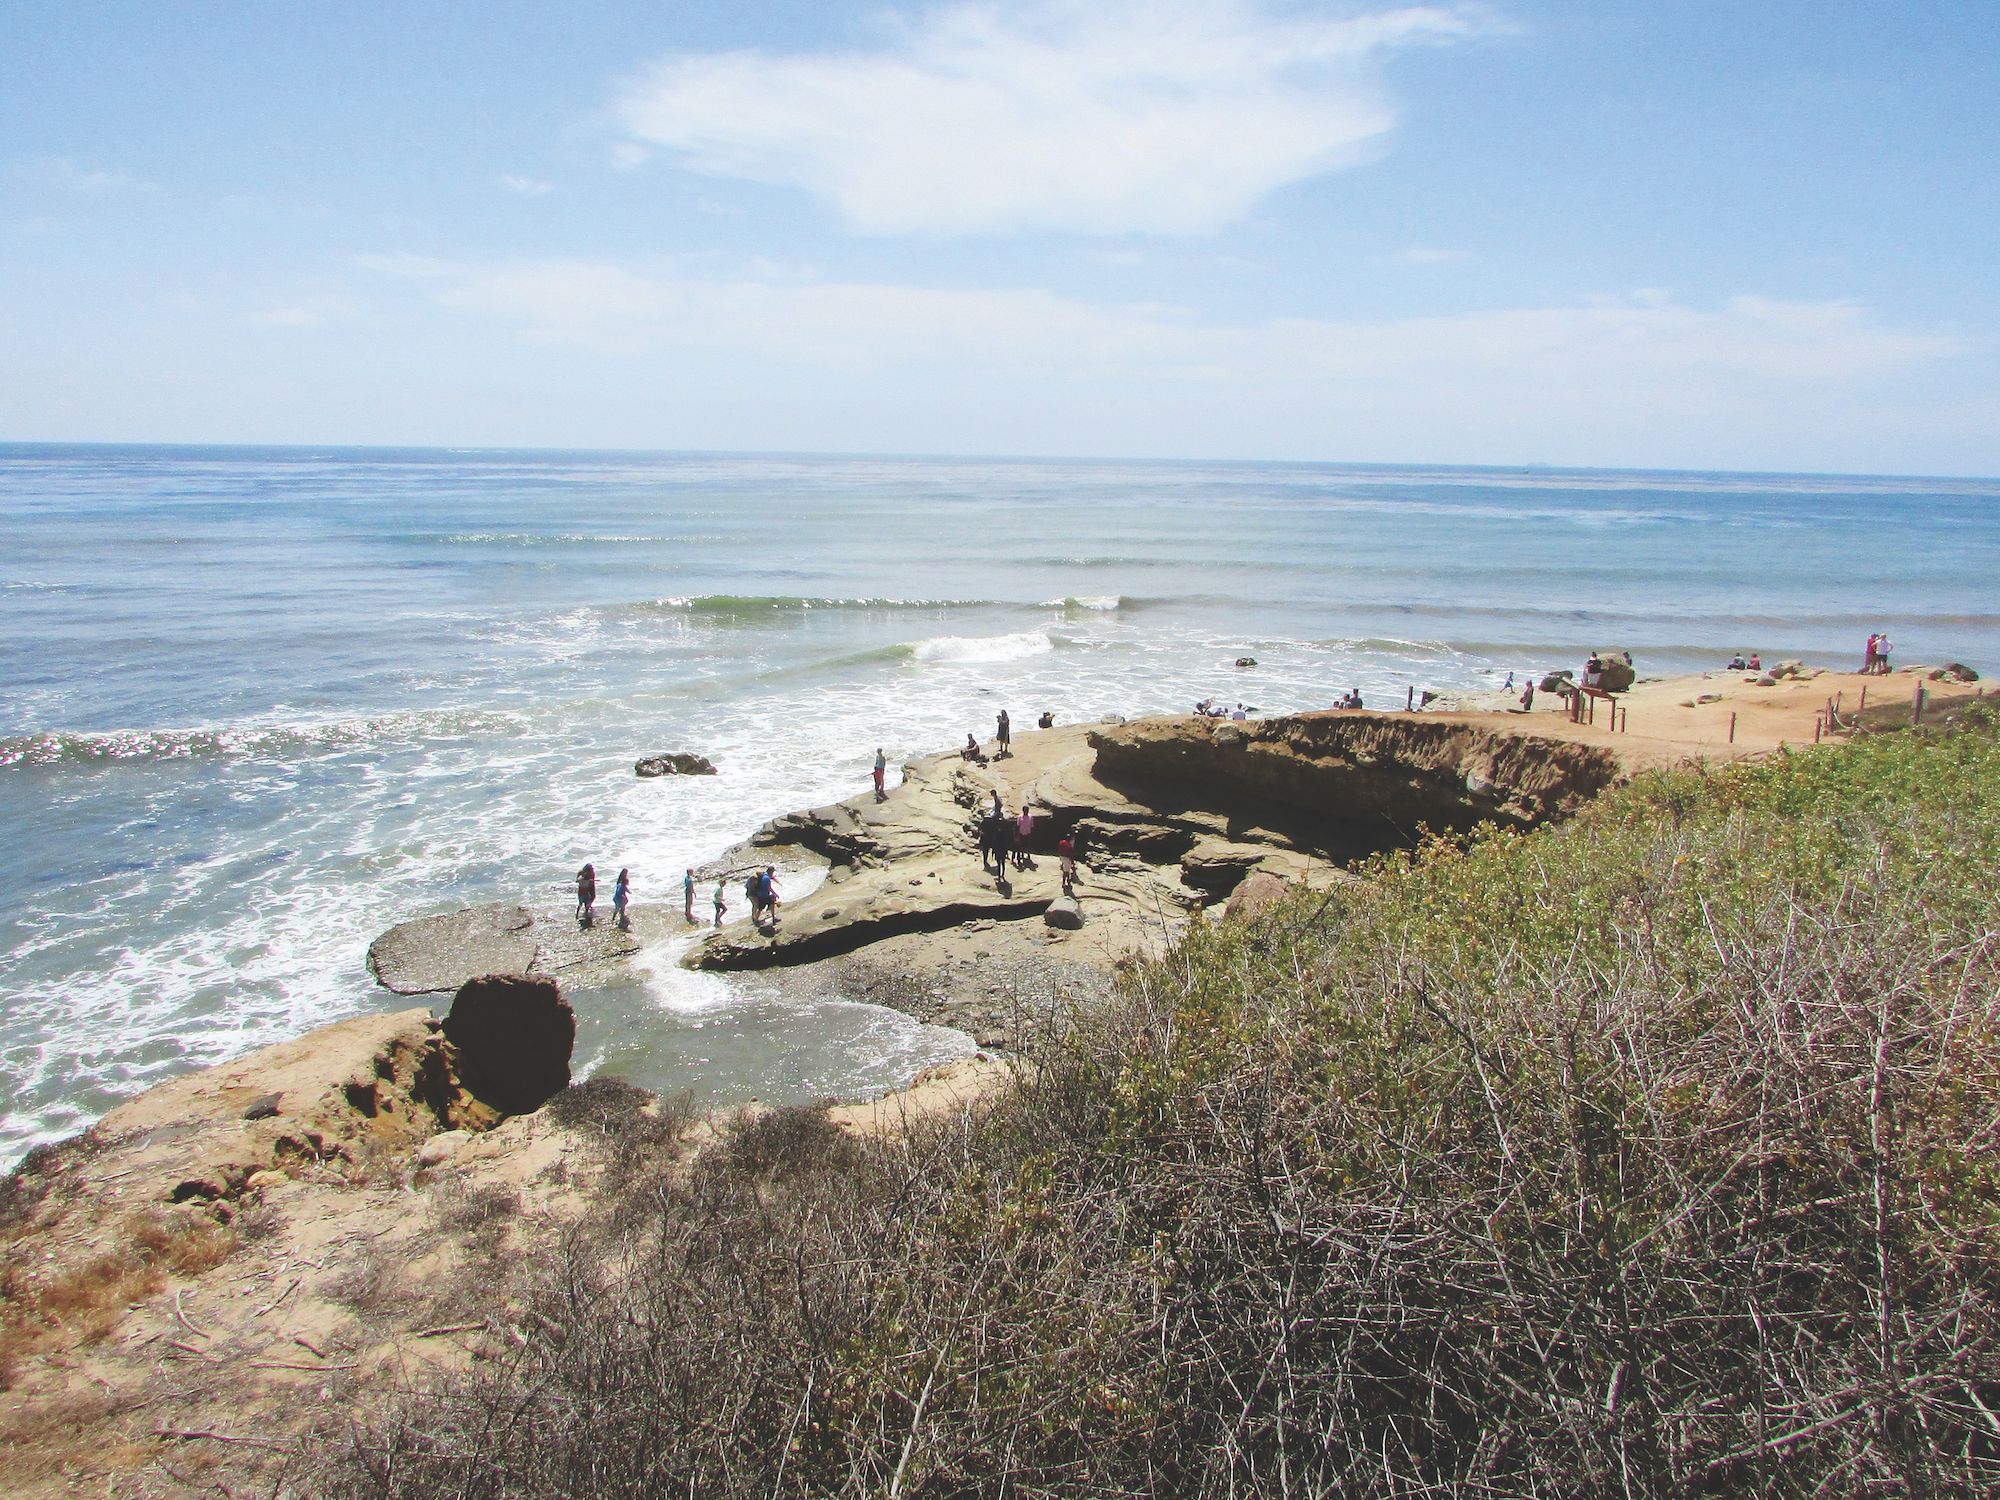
[909,630,1056,664]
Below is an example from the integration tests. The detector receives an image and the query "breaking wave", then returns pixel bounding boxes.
[624,594,994,620]
[0,708,531,770]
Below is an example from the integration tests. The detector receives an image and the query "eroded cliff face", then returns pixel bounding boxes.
[687,712,1624,980]
[1086,712,1623,857]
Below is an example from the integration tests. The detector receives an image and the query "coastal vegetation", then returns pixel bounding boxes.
[296,704,2000,1497]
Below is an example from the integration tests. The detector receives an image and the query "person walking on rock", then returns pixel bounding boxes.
[873,747,887,801]
[575,863,596,927]
[614,868,631,931]
[712,877,727,928]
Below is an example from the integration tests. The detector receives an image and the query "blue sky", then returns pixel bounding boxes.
[3,1,1997,472]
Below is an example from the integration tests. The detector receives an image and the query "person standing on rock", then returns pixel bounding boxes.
[712,877,727,928]
[575,863,596,927]
[762,866,781,924]
[614,868,631,931]
[873,748,887,801]
[995,709,1011,758]
[1058,833,1076,895]
[683,868,696,923]
[1014,805,1036,870]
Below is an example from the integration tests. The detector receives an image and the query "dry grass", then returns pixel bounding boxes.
[0,1208,237,1387]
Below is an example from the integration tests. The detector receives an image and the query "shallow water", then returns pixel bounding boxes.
[3,444,1996,1165]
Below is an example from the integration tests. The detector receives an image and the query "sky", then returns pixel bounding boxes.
[2,0,1998,472]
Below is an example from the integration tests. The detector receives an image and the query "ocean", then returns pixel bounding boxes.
[3,444,1997,1167]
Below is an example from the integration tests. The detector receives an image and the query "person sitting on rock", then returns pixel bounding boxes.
[1746,653,1761,671]
[1728,653,1747,670]
[1037,710,1054,729]
[962,733,988,764]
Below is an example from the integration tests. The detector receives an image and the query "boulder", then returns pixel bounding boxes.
[1755,674,1778,687]
[1539,670,1575,694]
[441,975,575,1116]
[1224,871,1291,923]
[1931,663,1980,683]
[1590,651,1637,694]
[1770,660,1809,680]
[636,752,718,778]
[1043,896,1084,930]
[1235,657,1258,668]
[1696,693,1723,704]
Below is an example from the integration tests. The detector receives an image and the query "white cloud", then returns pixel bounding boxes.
[613,0,1485,235]
[498,174,554,196]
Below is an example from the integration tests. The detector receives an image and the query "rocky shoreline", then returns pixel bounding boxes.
[3,666,1985,1495]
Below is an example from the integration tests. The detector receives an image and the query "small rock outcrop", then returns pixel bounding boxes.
[636,752,717,778]
[1044,895,1084,929]
[368,904,537,994]
[1931,663,1980,683]
[1235,656,1258,668]
[1224,871,1291,923]
[441,975,575,1115]
[368,901,643,995]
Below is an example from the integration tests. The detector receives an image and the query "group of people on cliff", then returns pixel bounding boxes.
[957,709,1055,766]
[974,789,1077,895]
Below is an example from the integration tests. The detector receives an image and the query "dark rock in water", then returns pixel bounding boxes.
[241,1092,282,1121]
[442,975,575,1115]
[636,752,717,778]
[1932,663,1980,683]
[1224,871,1290,924]
[1235,656,1258,668]
[1043,895,1084,929]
